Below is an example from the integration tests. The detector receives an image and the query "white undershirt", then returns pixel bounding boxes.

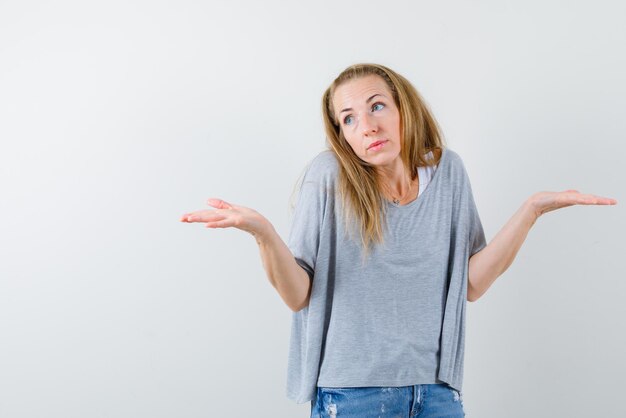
[417,151,438,198]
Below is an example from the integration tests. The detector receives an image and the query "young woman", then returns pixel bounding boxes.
[180,63,616,417]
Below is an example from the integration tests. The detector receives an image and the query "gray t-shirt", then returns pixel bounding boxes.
[286,148,486,404]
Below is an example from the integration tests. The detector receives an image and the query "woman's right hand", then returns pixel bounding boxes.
[180,198,272,240]
[182,198,310,311]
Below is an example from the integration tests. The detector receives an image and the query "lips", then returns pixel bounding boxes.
[367,139,387,149]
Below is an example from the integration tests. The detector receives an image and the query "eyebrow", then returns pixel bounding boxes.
[339,94,385,114]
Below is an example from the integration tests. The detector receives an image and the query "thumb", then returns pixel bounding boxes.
[207,198,233,209]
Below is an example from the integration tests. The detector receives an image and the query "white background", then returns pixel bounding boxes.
[1,0,624,417]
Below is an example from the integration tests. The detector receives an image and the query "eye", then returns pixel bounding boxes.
[372,102,385,111]
[342,102,385,126]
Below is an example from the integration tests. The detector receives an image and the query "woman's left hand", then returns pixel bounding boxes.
[530,189,618,219]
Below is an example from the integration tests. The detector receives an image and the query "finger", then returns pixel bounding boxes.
[184,212,227,223]
[180,212,198,222]
[207,198,233,210]
[205,219,235,228]
[583,196,618,205]
[571,194,618,205]
[586,194,618,205]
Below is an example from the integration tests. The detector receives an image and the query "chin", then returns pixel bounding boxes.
[366,153,400,167]
[362,159,390,169]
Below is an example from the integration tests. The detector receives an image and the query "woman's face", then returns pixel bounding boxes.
[332,75,402,170]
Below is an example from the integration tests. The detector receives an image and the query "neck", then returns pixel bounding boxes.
[377,160,414,198]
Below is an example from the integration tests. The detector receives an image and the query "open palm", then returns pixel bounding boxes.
[180,198,270,238]
[531,189,617,218]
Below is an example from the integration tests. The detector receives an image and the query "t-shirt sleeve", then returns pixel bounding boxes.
[468,187,487,256]
[287,156,331,280]
[456,153,487,257]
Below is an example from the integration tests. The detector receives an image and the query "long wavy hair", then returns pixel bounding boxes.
[321,63,445,256]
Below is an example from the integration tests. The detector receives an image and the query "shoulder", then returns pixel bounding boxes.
[441,148,469,173]
[442,147,462,166]
[309,149,339,171]
[437,148,475,188]
[302,150,340,183]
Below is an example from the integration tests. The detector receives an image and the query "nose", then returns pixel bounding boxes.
[361,113,378,135]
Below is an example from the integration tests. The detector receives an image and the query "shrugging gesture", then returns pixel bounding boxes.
[180,198,272,238]
[180,197,312,312]
[530,189,617,217]
[467,189,617,302]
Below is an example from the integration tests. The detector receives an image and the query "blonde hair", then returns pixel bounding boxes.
[321,63,445,257]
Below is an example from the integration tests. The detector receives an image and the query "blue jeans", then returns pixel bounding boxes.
[310,384,464,418]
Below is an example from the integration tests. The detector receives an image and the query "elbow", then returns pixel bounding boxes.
[467,259,484,302]
[289,268,312,312]
[467,281,482,302]
[289,290,311,313]
[290,299,309,313]
[467,291,480,302]
[289,299,302,312]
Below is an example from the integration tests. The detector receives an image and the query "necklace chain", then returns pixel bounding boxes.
[382,174,416,205]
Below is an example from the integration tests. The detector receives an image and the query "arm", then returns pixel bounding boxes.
[467,199,536,302]
[255,224,312,313]
[467,190,617,302]
[181,198,311,312]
